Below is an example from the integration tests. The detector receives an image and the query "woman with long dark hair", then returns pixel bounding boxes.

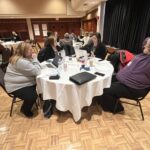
[38,36,57,62]
[91,32,107,59]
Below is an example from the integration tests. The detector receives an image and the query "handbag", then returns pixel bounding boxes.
[69,72,96,85]
[43,100,53,118]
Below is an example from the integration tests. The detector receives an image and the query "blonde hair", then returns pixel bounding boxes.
[9,42,31,64]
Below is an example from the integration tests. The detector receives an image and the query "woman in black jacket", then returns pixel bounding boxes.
[91,32,107,60]
[38,36,57,62]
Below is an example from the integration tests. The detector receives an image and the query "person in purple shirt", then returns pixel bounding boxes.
[95,37,150,113]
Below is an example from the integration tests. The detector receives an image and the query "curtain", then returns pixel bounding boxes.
[103,0,150,54]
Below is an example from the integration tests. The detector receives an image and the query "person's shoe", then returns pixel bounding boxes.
[20,107,33,118]
[114,103,124,113]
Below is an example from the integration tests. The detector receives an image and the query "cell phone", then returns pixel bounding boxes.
[95,72,105,76]
[49,75,60,80]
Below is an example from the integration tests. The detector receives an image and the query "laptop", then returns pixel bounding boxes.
[52,54,62,67]
[45,54,62,68]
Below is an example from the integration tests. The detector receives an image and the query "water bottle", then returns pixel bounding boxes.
[63,62,68,72]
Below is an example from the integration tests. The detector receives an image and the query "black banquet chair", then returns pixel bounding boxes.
[113,91,150,121]
[0,44,13,72]
[63,44,75,56]
[0,67,38,116]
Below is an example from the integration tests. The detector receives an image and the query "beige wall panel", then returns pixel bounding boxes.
[0,0,66,15]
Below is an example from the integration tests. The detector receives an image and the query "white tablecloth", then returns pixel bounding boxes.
[37,58,114,122]
[1,41,22,50]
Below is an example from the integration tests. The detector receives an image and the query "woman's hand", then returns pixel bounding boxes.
[32,53,37,59]
[91,51,95,57]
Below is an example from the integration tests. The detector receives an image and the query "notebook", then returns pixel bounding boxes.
[69,72,96,85]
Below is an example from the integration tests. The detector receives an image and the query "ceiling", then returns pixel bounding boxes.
[0,0,107,18]
[71,0,107,12]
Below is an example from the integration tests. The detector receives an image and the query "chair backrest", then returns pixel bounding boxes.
[0,44,13,72]
[63,44,75,56]
[2,47,12,64]
[0,44,5,53]
[0,67,5,90]
[138,89,150,101]
[0,67,13,97]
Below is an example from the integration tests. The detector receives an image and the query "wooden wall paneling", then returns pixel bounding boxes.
[83,22,87,32]
[82,8,97,33]
[92,18,97,32]
[31,18,81,42]
[88,21,91,31]
[48,22,67,38]
[57,23,67,38]
[82,18,97,33]
[67,22,80,36]
[0,19,29,41]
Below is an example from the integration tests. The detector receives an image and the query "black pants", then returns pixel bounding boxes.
[97,81,148,112]
[12,85,37,113]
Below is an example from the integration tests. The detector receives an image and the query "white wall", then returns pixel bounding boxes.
[97,1,106,40]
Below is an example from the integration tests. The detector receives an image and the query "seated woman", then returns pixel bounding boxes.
[80,32,94,54]
[59,33,74,56]
[91,32,107,60]
[60,33,73,46]
[83,32,90,46]
[4,42,41,117]
[81,32,107,59]
[95,37,150,113]
[54,31,60,42]
[38,36,57,62]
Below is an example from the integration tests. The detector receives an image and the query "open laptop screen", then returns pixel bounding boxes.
[52,54,62,67]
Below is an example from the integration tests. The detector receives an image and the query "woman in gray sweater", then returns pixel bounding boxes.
[4,42,41,117]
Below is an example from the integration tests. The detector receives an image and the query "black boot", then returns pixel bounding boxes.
[20,105,33,118]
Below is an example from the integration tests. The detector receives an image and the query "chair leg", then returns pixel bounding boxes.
[10,97,16,117]
[113,99,120,114]
[138,101,144,121]
[35,102,39,109]
[37,94,43,108]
